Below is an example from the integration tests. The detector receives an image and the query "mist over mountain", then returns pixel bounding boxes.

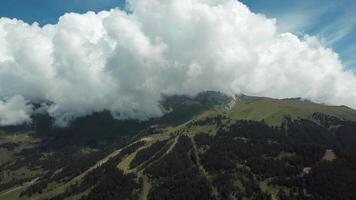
[1,0,356,126]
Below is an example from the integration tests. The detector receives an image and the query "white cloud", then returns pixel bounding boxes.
[0,0,356,126]
[0,95,33,126]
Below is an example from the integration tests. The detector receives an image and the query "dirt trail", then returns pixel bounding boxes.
[118,143,152,173]
[147,137,178,167]
[0,177,38,196]
[138,173,151,200]
[190,136,220,200]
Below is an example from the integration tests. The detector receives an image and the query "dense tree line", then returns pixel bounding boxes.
[19,150,107,197]
[49,141,145,200]
[197,132,284,172]
[148,168,214,200]
[3,107,356,200]
[334,121,356,154]
[193,115,356,199]
[130,139,168,169]
[47,114,356,200]
[81,167,139,200]
[144,136,215,199]
[305,159,356,200]
[212,170,267,200]
[145,136,196,178]
[0,177,33,193]
[0,142,19,151]
[19,140,145,198]
[247,156,300,178]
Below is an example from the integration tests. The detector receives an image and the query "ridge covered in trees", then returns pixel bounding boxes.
[1,93,356,200]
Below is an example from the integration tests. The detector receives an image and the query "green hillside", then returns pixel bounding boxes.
[228,95,356,126]
[1,93,356,200]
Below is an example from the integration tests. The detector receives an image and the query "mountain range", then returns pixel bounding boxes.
[1,91,356,200]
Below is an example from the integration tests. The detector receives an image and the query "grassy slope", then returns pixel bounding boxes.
[0,132,45,200]
[228,96,356,126]
[0,132,39,165]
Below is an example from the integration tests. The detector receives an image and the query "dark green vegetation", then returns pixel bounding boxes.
[1,91,356,200]
[146,136,214,200]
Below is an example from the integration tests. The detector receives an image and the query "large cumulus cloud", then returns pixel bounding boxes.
[0,0,355,126]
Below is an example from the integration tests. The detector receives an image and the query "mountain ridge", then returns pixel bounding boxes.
[1,92,356,200]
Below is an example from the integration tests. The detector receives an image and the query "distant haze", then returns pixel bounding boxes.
[0,0,356,126]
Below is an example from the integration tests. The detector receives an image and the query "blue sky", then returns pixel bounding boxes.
[0,0,124,25]
[0,0,355,70]
[241,0,356,71]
